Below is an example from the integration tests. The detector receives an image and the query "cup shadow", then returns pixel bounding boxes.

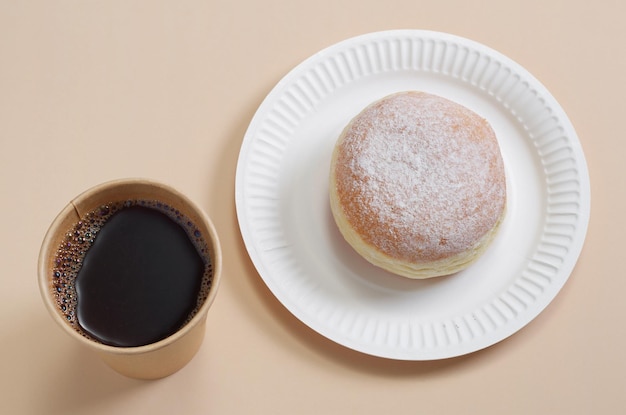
[5,309,150,415]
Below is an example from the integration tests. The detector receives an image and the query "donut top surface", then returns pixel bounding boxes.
[332,91,506,262]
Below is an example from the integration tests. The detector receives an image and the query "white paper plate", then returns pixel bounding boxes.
[235,30,590,360]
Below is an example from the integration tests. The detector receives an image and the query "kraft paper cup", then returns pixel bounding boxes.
[38,178,222,380]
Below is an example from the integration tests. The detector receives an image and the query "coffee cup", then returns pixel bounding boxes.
[38,178,222,379]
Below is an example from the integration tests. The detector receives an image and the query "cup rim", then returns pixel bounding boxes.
[37,178,222,355]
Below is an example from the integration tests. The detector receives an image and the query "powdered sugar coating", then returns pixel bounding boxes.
[332,91,506,263]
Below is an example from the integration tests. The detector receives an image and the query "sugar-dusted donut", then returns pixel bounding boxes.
[329,91,506,279]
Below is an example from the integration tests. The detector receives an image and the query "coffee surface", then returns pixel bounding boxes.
[75,206,204,347]
[52,201,212,347]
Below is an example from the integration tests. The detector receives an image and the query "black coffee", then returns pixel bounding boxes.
[51,200,213,347]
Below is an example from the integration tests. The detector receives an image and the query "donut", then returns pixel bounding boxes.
[329,91,506,279]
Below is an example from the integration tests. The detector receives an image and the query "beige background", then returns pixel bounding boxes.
[1,0,623,414]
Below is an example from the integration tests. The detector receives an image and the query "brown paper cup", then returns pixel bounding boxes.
[38,178,222,379]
